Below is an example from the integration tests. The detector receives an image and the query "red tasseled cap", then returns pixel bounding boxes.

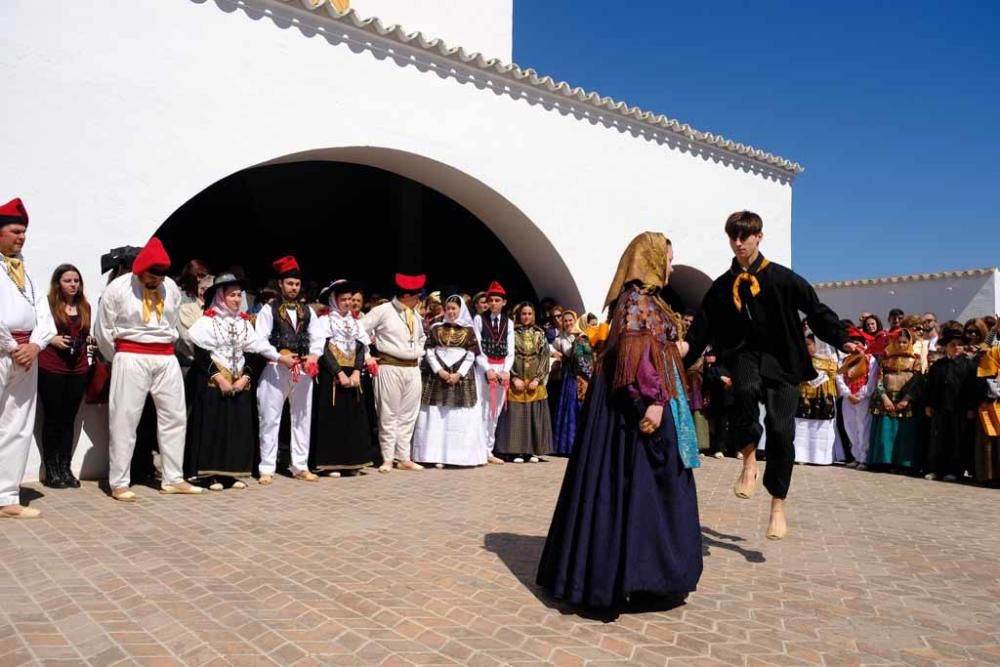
[846,325,873,344]
[0,197,28,227]
[395,273,426,292]
[272,255,301,278]
[132,238,171,275]
[486,280,506,297]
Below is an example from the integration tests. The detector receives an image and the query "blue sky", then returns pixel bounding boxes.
[513,1,1000,282]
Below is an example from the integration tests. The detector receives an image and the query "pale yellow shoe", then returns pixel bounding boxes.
[733,467,759,500]
[293,470,319,482]
[487,455,505,465]
[111,487,138,503]
[232,480,247,489]
[208,482,224,492]
[0,505,41,518]
[160,481,205,495]
[377,463,392,473]
[766,511,787,541]
[396,460,424,471]
[258,474,273,486]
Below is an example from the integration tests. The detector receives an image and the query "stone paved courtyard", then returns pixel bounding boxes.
[1,457,998,666]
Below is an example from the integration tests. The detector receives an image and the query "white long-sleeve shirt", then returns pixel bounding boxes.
[0,255,55,353]
[253,302,325,359]
[473,313,515,373]
[94,273,182,362]
[836,355,878,400]
[425,336,476,378]
[188,312,280,376]
[362,299,426,361]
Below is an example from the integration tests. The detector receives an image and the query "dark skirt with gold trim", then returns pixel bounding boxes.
[183,371,256,479]
[310,365,378,471]
[421,369,478,408]
[495,387,553,456]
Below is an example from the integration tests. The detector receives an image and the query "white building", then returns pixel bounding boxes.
[815,268,1000,325]
[2,0,803,480]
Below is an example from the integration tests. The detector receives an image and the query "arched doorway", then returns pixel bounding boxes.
[667,265,714,313]
[154,148,584,309]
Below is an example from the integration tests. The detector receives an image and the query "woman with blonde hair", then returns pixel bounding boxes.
[537,232,702,609]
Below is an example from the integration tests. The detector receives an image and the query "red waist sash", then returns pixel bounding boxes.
[115,340,174,356]
[487,356,506,365]
[11,331,31,345]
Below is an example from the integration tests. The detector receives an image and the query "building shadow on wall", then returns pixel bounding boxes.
[484,529,764,621]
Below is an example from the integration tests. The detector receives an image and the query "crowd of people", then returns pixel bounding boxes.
[6,198,999,612]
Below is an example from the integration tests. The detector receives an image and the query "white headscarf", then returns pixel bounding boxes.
[434,294,474,328]
[211,283,244,318]
[325,283,369,354]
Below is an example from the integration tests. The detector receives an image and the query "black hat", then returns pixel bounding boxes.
[100,246,141,275]
[203,273,244,309]
[937,321,965,346]
[318,279,360,305]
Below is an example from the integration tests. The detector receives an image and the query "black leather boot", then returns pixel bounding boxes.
[61,449,80,488]
[43,452,67,489]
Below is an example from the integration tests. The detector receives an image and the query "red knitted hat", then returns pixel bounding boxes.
[0,198,28,228]
[272,256,301,279]
[132,238,171,275]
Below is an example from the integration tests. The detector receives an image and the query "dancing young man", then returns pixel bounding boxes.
[684,211,856,540]
[0,198,55,518]
[255,256,323,485]
[473,281,514,465]
[95,237,203,501]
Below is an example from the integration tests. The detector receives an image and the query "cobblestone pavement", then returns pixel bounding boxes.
[1,457,998,666]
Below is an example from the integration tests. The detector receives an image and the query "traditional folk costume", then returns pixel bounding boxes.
[184,275,282,488]
[0,198,55,517]
[495,308,554,460]
[412,296,486,467]
[974,347,1000,482]
[924,325,978,480]
[473,281,515,459]
[254,256,323,480]
[868,328,922,470]
[538,233,702,608]
[310,281,379,474]
[362,273,427,469]
[836,329,876,466]
[685,355,712,454]
[95,238,201,500]
[685,253,848,500]
[792,342,839,465]
[551,315,594,456]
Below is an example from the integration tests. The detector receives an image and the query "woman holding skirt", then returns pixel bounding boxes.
[537,231,703,609]
[185,274,292,490]
[412,295,486,467]
[310,280,379,476]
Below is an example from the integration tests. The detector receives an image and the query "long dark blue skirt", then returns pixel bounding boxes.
[552,373,581,455]
[536,367,703,608]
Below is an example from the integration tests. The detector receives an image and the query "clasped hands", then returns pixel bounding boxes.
[437,369,462,385]
[10,343,40,370]
[337,370,362,388]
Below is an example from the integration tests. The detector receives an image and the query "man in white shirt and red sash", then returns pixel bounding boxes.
[0,198,55,518]
[363,272,427,472]
[95,237,203,501]
[254,256,322,484]
[473,281,514,465]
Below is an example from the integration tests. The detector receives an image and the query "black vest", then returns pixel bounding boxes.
[268,303,312,357]
[480,315,509,360]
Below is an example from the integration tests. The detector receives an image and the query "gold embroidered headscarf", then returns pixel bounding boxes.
[603,232,671,309]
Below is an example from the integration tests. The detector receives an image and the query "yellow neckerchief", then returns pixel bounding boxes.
[2,254,26,290]
[142,288,164,323]
[731,256,770,312]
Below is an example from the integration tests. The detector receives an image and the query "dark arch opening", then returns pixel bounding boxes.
[667,265,714,313]
[154,160,537,304]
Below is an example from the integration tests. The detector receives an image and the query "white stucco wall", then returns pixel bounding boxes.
[815,271,1000,324]
[1,0,795,481]
[350,0,513,62]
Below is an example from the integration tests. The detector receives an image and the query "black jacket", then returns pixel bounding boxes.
[684,255,848,385]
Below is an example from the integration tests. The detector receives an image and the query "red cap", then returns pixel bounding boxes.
[0,198,28,227]
[132,238,171,275]
[395,273,426,292]
[272,256,301,278]
[486,280,506,297]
